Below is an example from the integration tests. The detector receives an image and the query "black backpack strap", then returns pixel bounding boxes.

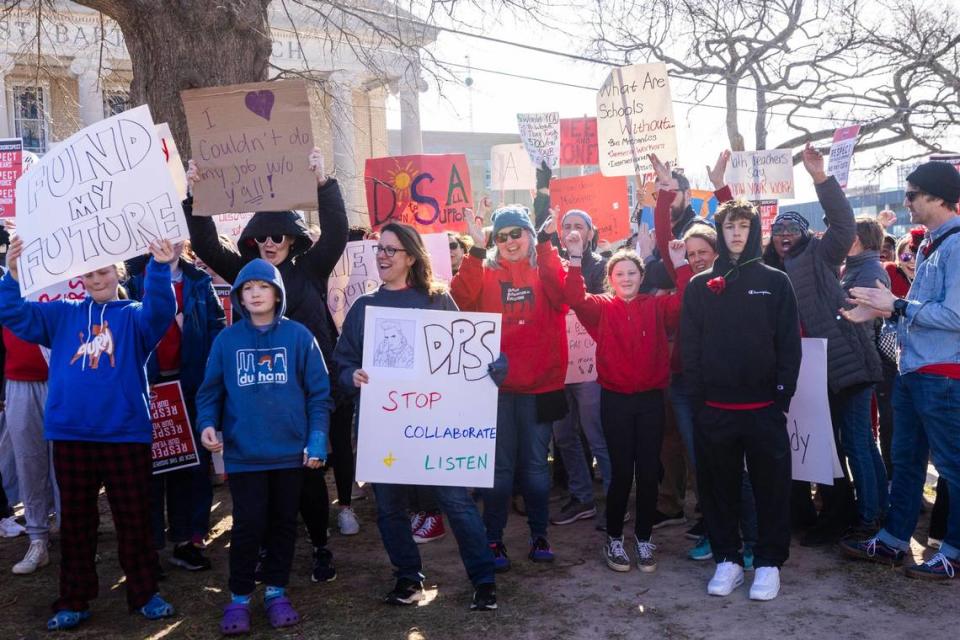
[922,226,960,259]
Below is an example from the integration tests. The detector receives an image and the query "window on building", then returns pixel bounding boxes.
[12,86,47,153]
[103,91,130,117]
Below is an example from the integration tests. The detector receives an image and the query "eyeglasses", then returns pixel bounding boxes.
[375,245,407,257]
[905,190,925,202]
[495,228,525,243]
[771,223,802,237]
[449,241,461,250]
[899,252,915,263]
[254,235,285,245]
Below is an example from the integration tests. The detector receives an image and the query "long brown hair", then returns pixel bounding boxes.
[380,222,448,297]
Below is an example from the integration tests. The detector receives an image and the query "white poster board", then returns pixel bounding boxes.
[156,123,187,201]
[326,233,453,331]
[517,112,561,169]
[356,306,501,487]
[596,62,679,177]
[787,338,843,485]
[724,149,795,199]
[490,143,537,191]
[213,212,255,245]
[564,311,597,384]
[14,105,187,296]
[827,125,861,189]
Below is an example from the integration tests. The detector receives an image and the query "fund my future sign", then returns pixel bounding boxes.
[356,306,501,487]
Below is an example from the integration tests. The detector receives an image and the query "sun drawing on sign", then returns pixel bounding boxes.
[383,452,397,468]
[387,160,419,202]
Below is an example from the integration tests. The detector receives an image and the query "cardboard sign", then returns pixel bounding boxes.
[564,311,597,384]
[596,63,679,177]
[725,150,795,199]
[828,125,861,189]
[517,112,561,169]
[550,173,631,242]
[181,79,316,215]
[787,338,843,485]
[490,143,537,191]
[327,234,453,332]
[0,138,23,218]
[15,105,188,297]
[756,199,779,237]
[156,123,187,201]
[213,212,255,245]
[214,283,233,326]
[356,305,501,487]
[560,118,599,166]
[365,154,472,233]
[150,381,200,475]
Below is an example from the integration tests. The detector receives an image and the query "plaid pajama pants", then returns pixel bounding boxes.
[52,441,158,612]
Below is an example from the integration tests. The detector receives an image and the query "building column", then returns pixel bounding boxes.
[69,59,103,126]
[398,61,424,155]
[328,76,364,226]
[0,55,14,138]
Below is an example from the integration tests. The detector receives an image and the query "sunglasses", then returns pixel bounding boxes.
[771,223,802,237]
[495,228,525,244]
[899,252,915,263]
[905,190,925,202]
[254,234,285,245]
[449,241,462,250]
[375,245,407,257]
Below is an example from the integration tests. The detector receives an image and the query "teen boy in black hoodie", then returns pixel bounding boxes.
[680,198,801,601]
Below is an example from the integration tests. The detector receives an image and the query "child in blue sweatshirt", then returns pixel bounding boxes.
[0,237,178,631]
[196,258,331,635]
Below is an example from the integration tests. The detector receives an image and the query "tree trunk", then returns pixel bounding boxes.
[724,78,745,151]
[75,1,273,157]
[754,84,767,150]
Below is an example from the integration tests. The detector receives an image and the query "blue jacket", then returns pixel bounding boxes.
[195,259,332,473]
[126,259,226,397]
[0,259,176,443]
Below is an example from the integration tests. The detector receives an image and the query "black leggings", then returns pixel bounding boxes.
[328,400,356,506]
[300,467,330,547]
[601,389,665,540]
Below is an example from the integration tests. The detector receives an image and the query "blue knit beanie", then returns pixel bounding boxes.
[492,206,536,236]
[772,210,810,234]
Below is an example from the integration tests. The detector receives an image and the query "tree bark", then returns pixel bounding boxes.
[75,1,273,157]
[724,78,745,151]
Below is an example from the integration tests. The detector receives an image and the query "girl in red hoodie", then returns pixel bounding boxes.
[563,230,690,573]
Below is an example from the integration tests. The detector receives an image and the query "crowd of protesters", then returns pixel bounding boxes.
[0,142,957,634]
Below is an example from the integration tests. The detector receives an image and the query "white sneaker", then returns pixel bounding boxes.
[12,539,50,575]
[338,507,360,536]
[707,561,744,596]
[749,566,780,601]
[0,517,25,538]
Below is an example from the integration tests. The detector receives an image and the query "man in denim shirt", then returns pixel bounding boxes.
[840,161,960,580]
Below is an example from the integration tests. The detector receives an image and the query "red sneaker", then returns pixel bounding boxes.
[410,511,426,535]
[413,513,447,544]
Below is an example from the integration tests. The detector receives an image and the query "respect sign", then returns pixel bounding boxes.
[550,173,631,242]
[490,143,536,191]
[0,138,23,218]
[517,112,561,169]
[356,305,501,487]
[14,105,188,297]
[724,150,795,199]
[150,381,200,475]
[182,79,317,215]
[827,125,860,189]
[596,63,679,177]
[365,154,472,233]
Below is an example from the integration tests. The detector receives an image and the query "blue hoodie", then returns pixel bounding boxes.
[0,259,176,443]
[195,259,332,473]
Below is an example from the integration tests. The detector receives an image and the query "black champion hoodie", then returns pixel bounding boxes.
[680,208,802,410]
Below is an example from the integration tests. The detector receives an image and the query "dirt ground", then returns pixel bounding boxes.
[0,477,955,640]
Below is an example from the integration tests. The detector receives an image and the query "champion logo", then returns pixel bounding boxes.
[747,289,772,296]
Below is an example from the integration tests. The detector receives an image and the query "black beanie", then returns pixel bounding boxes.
[906,161,960,205]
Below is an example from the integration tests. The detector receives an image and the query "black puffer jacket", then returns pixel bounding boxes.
[184,180,348,391]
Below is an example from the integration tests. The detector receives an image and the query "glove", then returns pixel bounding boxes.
[487,353,509,387]
[535,161,551,190]
[306,430,328,462]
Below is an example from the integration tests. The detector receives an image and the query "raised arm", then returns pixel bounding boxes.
[183,194,245,283]
[801,144,854,266]
[536,232,567,311]
[562,229,603,329]
[0,236,64,346]
[295,178,349,280]
[450,211,487,311]
[135,244,178,354]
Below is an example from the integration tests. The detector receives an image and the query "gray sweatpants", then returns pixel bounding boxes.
[5,380,58,540]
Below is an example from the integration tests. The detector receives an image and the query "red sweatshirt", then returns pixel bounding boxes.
[451,240,568,394]
[565,264,692,394]
[3,327,48,382]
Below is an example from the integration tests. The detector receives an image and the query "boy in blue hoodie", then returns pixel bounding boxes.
[195,258,331,635]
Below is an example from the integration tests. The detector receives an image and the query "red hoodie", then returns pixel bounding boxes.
[565,264,691,394]
[451,240,568,394]
[3,327,49,382]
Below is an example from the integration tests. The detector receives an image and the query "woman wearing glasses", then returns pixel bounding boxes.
[451,206,568,569]
[183,150,352,583]
[333,222,497,611]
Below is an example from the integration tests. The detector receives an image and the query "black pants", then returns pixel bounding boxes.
[300,467,330,547]
[876,362,898,478]
[229,468,302,595]
[0,468,10,517]
[601,389,665,540]
[695,405,791,568]
[328,400,356,506]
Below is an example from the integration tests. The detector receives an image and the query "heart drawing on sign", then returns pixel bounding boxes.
[244,90,275,121]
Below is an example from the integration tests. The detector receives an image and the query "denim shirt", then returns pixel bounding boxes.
[899,215,960,374]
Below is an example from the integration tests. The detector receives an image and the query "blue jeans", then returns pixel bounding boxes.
[483,392,553,541]
[837,385,888,525]
[878,374,960,560]
[552,381,611,503]
[372,483,494,586]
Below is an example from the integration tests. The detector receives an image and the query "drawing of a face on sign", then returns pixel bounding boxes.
[373,318,416,369]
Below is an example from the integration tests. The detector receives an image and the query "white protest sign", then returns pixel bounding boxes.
[29,276,86,303]
[490,143,537,191]
[156,123,187,201]
[14,105,187,296]
[596,62,679,177]
[827,125,861,189]
[327,233,453,332]
[786,338,843,485]
[517,112,561,169]
[356,305,501,487]
[564,311,597,384]
[213,212,255,245]
[724,150,795,199]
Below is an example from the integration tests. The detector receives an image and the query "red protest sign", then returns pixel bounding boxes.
[365,154,472,233]
[0,138,23,219]
[150,381,200,475]
[214,284,233,326]
[551,173,631,242]
[560,118,598,166]
[755,200,779,237]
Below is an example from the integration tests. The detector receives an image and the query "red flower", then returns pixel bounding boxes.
[706,276,726,295]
